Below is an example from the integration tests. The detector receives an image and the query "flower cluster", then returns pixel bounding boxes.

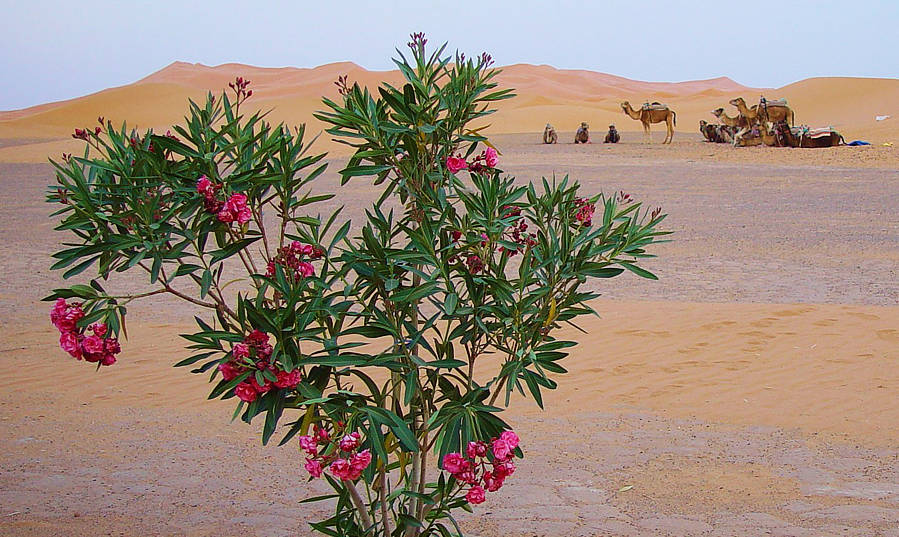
[218,330,301,402]
[50,299,121,366]
[228,76,253,101]
[72,127,101,141]
[196,176,252,225]
[444,147,499,175]
[500,205,536,256]
[265,241,324,280]
[442,431,520,505]
[449,230,488,275]
[300,426,372,481]
[572,197,595,227]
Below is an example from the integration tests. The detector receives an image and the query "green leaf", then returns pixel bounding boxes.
[444,292,458,315]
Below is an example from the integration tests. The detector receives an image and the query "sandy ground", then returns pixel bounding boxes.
[1,127,897,537]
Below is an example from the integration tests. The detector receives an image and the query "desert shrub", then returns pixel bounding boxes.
[47,34,667,537]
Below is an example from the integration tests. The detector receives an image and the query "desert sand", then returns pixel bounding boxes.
[1,61,898,161]
[0,63,898,536]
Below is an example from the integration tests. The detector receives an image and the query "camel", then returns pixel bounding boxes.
[700,120,736,144]
[730,97,794,127]
[772,121,844,148]
[574,122,590,144]
[620,101,676,144]
[712,107,753,130]
[735,122,779,147]
[543,123,557,144]
[733,126,765,147]
[716,124,736,144]
[699,120,716,142]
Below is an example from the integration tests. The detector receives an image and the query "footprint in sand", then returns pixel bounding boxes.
[615,329,671,338]
[875,329,899,343]
[846,312,881,321]
[813,318,839,327]
[700,320,736,331]
[750,317,779,328]
[773,307,815,317]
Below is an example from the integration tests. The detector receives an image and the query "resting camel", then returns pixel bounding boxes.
[730,97,794,127]
[620,101,676,144]
[712,107,753,130]
[700,120,735,144]
[543,123,557,144]
[772,121,844,148]
[734,122,778,147]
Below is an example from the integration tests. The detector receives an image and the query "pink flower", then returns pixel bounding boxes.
[305,458,323,478]
[446,156,468,173]
[340,432,362,452]
[232,343,250,360]
[329,458,352,480]
[100,354,116,366]
[493,460,516,479]
[246,330,269,346]
[274,369,301,389]
[466,485,486,504]
[456,469,478,485]
[350,449,372,473]
[491,438,512,461]
[483,471,504,492]
[218,361,244,381]
[248,375,272,393]
[314,426,330,443]
[234,382,258,402]
[451,230,462,242]
[466,254,484,274]
[104,337,121,355]
[82,335,105,354]
[90,322,107,337]
[484,147,498,168]
[499,430,519,449]
[291,242,314,256]
[197,176,212,195]
[59,332,82,359]
[442,453,466,474]
[297,261,315,278]
[299,435,318,456]
[50,299,84,333]
[217,193,252,225]
[466,441,487,459]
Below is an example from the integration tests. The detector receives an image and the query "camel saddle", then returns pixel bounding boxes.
[641,102,669,111]
[793,126,837,139]
[760,97,788,108]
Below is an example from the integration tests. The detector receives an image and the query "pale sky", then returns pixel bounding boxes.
[2,0,897,110]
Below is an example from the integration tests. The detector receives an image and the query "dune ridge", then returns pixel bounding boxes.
[1,61,896,163]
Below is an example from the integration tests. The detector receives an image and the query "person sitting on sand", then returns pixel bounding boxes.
[574,122,590,144]
[604,124,620,143]
[543,123,558,144]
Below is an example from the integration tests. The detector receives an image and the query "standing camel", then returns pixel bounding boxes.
[730,97,794,127]
[620,101,676,144]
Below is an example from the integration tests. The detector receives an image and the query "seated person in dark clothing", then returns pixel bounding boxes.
[574,122,590,143]
[604,124,620,143]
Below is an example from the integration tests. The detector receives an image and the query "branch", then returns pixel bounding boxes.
[346,481,374,534]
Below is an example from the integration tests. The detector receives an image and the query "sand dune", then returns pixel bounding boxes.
[1,62,896,163]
